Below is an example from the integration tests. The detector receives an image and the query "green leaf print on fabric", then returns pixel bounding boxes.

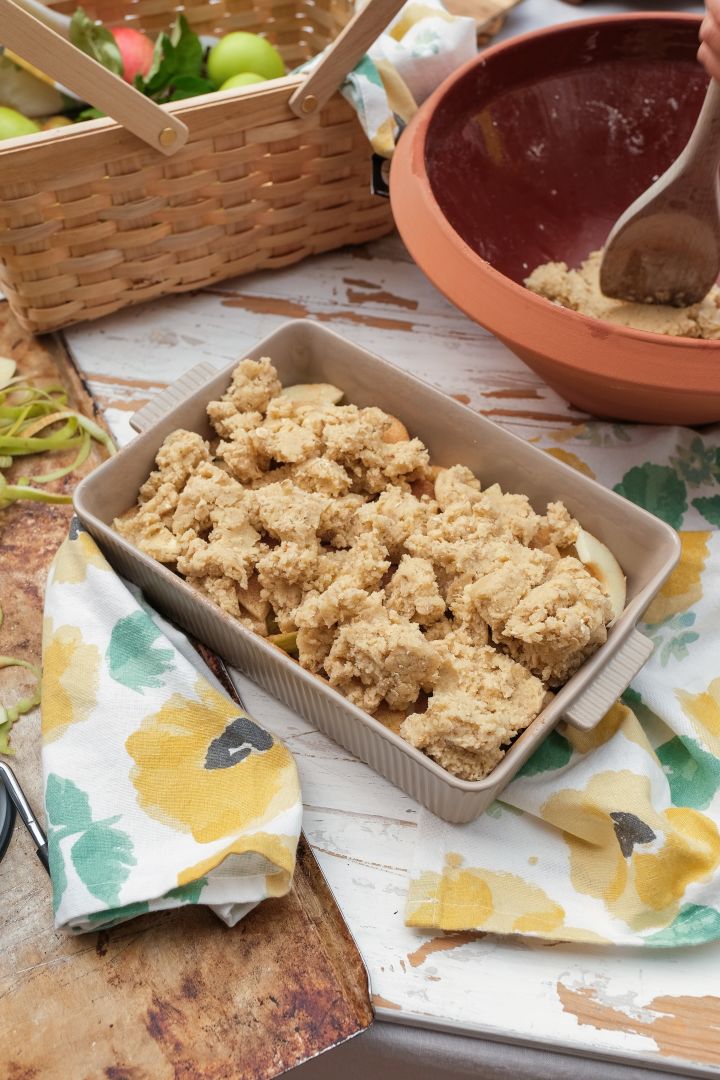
[411,28,443,56]
[353,55,384,90]
[613,464,687,528]
[644,612,699,666]
[645,904,720,947]
[46,773,93,832]
[71,819,136,906]
[84,877,209,926]
[671,436,720,488]
[107,610,174,693]
[165,877,209,905]
[517,730,573,777]
[485,801,524,819]
[692,495,720,527]
[657,736,720,810]
[87,900,150,926]
[47,829,68,915]
[576,422,631,447]
[44,774,136,913]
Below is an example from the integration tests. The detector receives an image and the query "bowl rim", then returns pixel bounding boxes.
[390,11,720,395]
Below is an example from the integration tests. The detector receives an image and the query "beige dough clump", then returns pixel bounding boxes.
[525,249,720,339]
[115,355,619,783]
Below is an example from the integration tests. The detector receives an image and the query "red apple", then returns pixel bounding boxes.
[111,27,155,85]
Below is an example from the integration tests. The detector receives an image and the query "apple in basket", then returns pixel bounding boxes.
[110,26,155,85]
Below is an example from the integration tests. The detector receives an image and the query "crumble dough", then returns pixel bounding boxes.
[526,249,720,339]
[115,357,615,782]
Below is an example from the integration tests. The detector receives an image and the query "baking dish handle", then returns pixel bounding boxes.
[129,362,218,434]
[562,628,654,732]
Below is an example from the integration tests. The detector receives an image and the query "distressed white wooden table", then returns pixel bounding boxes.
[63,229,720,1079]
[60,3,719,1075]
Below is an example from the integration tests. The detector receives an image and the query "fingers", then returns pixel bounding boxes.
[700,2,720,78]
[699,40,720,81]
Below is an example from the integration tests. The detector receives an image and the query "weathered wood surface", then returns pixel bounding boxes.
[63,229,720,1078]
[0,303,372,1080]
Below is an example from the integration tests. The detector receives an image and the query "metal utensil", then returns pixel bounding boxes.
[0,761,49,872]
[600,79,720,306]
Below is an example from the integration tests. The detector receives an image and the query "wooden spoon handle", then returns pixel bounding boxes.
[289,0,406,118]
[678,78,720,180]
[0,0,189,155]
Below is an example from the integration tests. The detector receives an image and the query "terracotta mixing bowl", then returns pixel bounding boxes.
[391,14,720,425]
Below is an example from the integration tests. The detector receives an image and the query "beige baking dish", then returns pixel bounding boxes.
[73,320,680,823]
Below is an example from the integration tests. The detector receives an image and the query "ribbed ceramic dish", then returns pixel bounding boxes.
[74,321,680,822]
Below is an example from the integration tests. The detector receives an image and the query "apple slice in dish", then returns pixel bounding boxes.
[575,529,627,622]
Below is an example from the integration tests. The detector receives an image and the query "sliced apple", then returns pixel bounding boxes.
[575,528,626,621]
[280,382,343,405]
[0,357,16,389]
[382,414,410,443]
[268,630,298,656]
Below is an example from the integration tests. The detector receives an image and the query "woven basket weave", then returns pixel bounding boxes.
[0,0,394,334]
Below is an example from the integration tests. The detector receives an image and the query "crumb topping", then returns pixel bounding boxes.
[115,356,615,781]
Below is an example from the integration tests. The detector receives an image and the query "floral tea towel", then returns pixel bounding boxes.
[41,520,302,934]
[299,0,477,157]
[407,421,720,947]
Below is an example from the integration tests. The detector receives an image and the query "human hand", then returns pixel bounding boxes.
[700,0,720,81]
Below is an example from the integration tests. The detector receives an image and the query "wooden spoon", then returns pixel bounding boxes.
[600,79,720,307]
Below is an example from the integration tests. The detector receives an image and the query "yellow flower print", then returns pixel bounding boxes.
[677,678,720,756]
[41,618,100,744]
[126,679,299,842]
[544,447,596,479]
[542,771,720,932]
[643,531,710,624]
[634,807,720,911]
[406,852,565,934]
[177,832,297,893]
[52,529,111,585]
[562,701,650,756]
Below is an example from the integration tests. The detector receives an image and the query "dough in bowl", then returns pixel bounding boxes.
[526,249,720,339]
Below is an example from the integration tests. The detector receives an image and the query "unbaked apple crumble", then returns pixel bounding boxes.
[114,357,624,781]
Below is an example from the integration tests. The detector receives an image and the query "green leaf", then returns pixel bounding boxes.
[70,8,123,76]
[169,15,203,75]
[692,495,720,527]
[167,75,215,101]
[645,904,720,947]
[77,107,106,121]
[107,610,174,693]
[613,464,687,529]
[45,774,93,834]
[71,821,136,906]
[134,16,205,103]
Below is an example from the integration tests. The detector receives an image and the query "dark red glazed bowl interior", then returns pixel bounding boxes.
[425,18,709,284]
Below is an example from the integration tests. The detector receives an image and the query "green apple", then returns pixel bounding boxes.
[208,32,285,87]
[0,106,40,141]
[219,71,268,90]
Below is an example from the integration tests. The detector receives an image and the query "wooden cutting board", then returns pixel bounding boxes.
[0,303,373,1079]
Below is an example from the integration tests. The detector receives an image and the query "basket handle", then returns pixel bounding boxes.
[289,0,407,118]
[0,0,189,156]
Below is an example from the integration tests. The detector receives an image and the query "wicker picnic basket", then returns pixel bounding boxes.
[0,0,400,334]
